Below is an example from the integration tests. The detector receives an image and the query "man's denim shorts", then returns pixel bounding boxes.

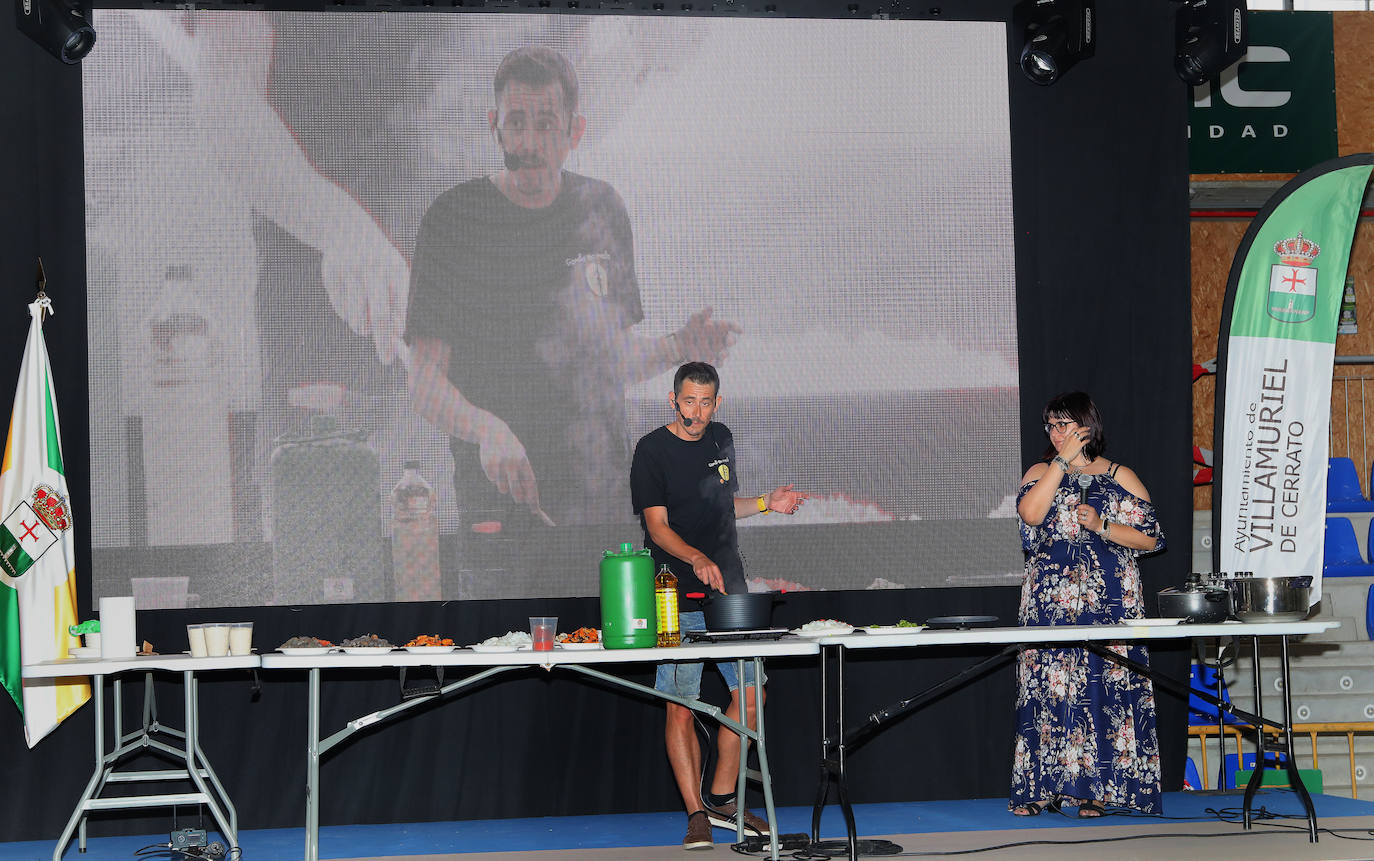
[654,610,766,699]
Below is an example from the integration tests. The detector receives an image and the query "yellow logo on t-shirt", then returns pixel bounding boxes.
[718,464,730,483]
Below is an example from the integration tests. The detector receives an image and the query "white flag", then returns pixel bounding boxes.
[1,298,89,747]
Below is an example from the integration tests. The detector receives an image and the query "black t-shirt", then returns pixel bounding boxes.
[629,422,746,598]
[405,172,643,527]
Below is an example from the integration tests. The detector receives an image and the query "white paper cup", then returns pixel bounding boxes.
[187,624,208,658]
[228,622,253,656]
[203,624,231,657]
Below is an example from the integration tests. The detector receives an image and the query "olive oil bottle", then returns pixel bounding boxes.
[655,564,680,647]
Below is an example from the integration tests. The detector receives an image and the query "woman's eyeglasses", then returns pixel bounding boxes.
[1044,420,1079,434]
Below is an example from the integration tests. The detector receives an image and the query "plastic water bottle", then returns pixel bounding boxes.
[391,460,440,602]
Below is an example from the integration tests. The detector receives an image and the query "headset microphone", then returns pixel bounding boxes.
[674,400,693,427]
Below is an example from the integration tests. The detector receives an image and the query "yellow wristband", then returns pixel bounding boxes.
[757,495,770,513]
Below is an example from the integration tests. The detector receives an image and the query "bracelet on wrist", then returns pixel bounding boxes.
[1052,455,1071,472]
[757,495,770,514]
[1100,520,1112,541]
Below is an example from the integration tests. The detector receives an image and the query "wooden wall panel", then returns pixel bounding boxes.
[1334,11,1374,156]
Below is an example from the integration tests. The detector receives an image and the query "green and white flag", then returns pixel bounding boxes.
[1214,154,1374,605]
[0,500,58,580]
[1,297,89,747]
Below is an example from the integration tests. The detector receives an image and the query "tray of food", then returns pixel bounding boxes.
[404,634,459,653]
[277,636,337,656]
[340,634,395,654]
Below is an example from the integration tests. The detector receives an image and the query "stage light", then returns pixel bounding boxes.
[1015,0,1095,87]
[14,0,97,65]
[1175,0,1248,86]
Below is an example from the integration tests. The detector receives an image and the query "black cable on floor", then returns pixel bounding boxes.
[722,801,1374,858]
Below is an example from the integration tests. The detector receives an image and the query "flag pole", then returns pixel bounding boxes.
[34,258,49,323]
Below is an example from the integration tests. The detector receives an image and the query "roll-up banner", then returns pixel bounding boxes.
[1213,154,1374,606]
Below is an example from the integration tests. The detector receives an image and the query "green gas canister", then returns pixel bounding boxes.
[600,543,657,649]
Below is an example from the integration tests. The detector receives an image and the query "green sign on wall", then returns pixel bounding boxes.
[1188,12,1337,174]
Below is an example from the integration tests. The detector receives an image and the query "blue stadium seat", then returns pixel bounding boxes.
[1324,517,1374,577]
[1366,584,1374,640]
[1328,457,1374,512]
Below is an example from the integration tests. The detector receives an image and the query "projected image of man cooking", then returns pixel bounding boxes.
[405,46,738,540]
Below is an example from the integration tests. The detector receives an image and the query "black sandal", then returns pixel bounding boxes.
[1077,800,1105,818]
[1012,797,1060,817]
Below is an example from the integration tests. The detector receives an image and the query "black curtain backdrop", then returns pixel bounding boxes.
[0,1,1193,844]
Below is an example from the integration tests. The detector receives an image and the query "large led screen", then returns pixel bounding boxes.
[83,9,1022,607]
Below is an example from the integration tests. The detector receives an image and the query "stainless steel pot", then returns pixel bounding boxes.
[1157,584,1231,623]
[1227,574,1313,622]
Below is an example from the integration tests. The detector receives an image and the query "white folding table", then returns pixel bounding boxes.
[24,653,261,861]
[807,620,1340,860]
[260,639,820,861]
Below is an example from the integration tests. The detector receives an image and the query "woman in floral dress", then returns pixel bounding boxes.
[1009,392,1165,818]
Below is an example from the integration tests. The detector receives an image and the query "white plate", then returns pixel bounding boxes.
[469,643,522,653]
[403,645,458,653]
[278,647,335,656]
[792,624,855,638]
[342,646,396,654]
[67,647,100,659]
[1128,618,1185,626]
[557,642,602,650]
[864,625,927,635]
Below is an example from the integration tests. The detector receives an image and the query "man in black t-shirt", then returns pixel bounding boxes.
[630,362,808,850]
[405,46,739,538]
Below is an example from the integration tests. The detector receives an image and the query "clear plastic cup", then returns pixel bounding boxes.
[187,624,208,658]
[529,616,558,652]
[203,624,230,657]
[228,622,254,656]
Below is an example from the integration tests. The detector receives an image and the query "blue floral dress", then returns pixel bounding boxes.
[1009,465,1166,813]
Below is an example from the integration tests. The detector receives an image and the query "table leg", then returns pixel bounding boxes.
[1276,636,1318,841]
[1212,638,1228,789]
[751,657,780,860]
[734,658,748,845]
[810,645,831,844]
[306,667,321,861]
[1241,636,1265,828]
[53,674,107,861]
[180,673,238,848]
[730,664,752,845]
[837,646,857,861]
[189,676,238,840]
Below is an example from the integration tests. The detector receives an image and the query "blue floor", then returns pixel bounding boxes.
[4,791,1372,860]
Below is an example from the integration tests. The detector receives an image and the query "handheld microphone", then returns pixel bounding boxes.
[1077,471,1093,507]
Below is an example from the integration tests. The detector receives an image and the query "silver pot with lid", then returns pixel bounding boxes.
[1227,572,1313,623]
[1157,572,1232,623]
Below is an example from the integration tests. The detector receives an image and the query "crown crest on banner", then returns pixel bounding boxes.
[31,484,70,532]
[1274,232,1321,267]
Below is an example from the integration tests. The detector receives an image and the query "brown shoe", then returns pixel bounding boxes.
[703,799,771,836]
[683,811,713,850]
